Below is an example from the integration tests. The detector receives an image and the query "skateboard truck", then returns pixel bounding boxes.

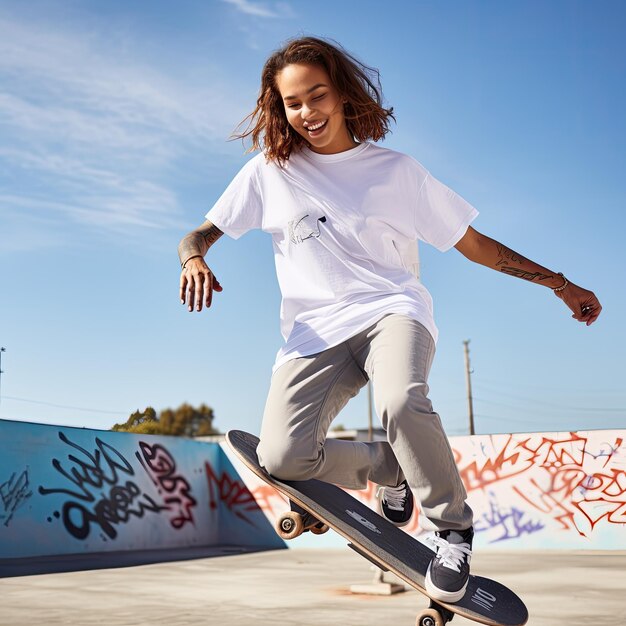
[275,500,330,540]
[417,600,455,626]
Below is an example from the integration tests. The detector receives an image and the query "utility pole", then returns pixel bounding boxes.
[463,340,475,435]
[0,347,5,407]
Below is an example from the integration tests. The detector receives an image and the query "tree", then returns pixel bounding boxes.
[111,403,218,437]
[111,406,157,432]
[170,403,216,437]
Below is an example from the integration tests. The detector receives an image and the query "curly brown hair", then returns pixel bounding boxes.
[233,36,395,164]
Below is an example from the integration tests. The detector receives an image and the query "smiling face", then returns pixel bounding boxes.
[275,63,357,155]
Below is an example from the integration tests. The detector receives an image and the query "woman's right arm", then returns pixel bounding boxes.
[178,220,224,312]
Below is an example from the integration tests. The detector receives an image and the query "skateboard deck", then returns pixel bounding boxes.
[226,429,528,626]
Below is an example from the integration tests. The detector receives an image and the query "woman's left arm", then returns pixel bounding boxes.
[454,226,602,326]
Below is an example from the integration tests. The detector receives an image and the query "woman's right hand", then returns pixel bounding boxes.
[180,256,223,312]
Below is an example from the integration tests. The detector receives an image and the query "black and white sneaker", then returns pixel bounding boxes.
[425,527,474,602]
[377,479,414,527]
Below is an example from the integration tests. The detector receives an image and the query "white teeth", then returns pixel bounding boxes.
[306,120,326,131]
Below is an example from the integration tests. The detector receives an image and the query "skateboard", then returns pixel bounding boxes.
[226,430,528,626]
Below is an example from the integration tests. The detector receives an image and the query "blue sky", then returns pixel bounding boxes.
[0,0,624,437]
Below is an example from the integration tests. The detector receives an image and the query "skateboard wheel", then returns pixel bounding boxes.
[416,608,444,626]
[276,511,305,540]
[310,523,329,535]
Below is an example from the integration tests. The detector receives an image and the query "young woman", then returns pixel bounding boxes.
[178,36,601,602]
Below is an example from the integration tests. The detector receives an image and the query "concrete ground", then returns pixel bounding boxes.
[1,549,625,626]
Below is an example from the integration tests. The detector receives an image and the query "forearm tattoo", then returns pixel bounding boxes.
[499,267,554,282]
[496,244,525,267]
[495,244,553,283]
[178,223,223,268]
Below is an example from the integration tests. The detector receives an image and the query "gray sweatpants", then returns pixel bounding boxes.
[257,314,473,531]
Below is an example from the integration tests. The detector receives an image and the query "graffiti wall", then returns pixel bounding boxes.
[0,419,283,569]
[2,419,622,567]
[222,429,626,550]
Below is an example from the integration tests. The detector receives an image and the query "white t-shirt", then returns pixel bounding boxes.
[206,142,478,371]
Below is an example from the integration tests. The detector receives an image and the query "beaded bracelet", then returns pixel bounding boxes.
[553,272,569,292]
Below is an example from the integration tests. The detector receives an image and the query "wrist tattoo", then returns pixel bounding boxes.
[178,235,202,268]
[178,223,223,268]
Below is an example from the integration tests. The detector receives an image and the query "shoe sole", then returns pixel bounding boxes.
[424,565,468,603]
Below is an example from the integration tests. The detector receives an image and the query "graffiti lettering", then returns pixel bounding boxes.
[250,483,286,516]
[585,438,623,468]
[456,433,626,538]
[59,481,165,540]
[205,461,263,527]
[459,433,590,492]
[474,496,544,542]
[137,442,197,529]
[459,436,535,492]
[1,469,33,527]
[39,432,166,540]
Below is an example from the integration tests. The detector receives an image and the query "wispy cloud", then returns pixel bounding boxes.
[0,13,249,249]
[221,0,294,19]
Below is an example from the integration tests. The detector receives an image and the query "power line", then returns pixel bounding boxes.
[476,413,623,434]
[474,395,625,414]
[475,377,626,398]
[475,382,626,410]
[2,394,127,415]
[475,412,562,426]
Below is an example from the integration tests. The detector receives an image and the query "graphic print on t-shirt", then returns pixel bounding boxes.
[288,214,327,244]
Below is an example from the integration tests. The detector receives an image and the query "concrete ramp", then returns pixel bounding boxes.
[0,419,284,577]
